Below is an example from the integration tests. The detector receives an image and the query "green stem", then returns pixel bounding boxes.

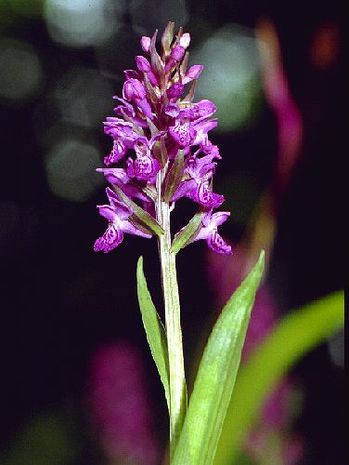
[156,168,187,454]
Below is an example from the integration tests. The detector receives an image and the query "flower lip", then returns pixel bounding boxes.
[208,231,232,255]
[93,224,124,253]
[192,210,232,255]
[126,155,160,182]
[94,187,152,253]
[169,120,197,148]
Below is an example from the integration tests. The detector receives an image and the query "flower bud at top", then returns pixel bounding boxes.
[179,33,190,48]
[141,36,151,52]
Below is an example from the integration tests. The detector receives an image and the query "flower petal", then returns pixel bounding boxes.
[169,121,196,147]
[121,219,152,238]
[207,231,232,255]
[104,140,127,166]
[141,36,151,52]
[196,183,224,208]
[127,155,160,181]
[97,204,116,222]
[105,187,132,220]
[182,65,204,84]
[93,224,124,253]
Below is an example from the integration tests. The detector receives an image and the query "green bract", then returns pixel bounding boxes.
[136,257,170,410]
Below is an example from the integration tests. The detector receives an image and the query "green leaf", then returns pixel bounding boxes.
[170,211,204,254]
[162,150,185,202]
[153,136,168,167]
[172,251,265,465]
[114,186,164,237]
[0,412,78,465]
[213,290,344,465]
[161,21,175,55]
[136,256,170,410]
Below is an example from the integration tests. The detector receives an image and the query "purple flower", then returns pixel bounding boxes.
[94,188,151,253]
[165,33,191,73]
[167,82,185,101]
[180,99,217,121]
[172,153,224,208]
[182,64,204,84]
[168,100,217,149]
[96,167,152,205]
[113,97,149,128]
[122,78,153,119]
[140,36,151,53]
[135,55,158,86]
[126,136,161,182]
[94,23,232,254]
[169,120,197,148]
[103,118,139,166]
[192,211,232,255]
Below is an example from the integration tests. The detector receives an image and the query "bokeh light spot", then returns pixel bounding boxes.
[191,25,263,132]
[44,0,124,47]
[45,138,103,202]
[53,66,114,127]
[0,38,43,102]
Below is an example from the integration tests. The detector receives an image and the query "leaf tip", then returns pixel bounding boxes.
[259,249,265,266]
[137,255,144,276]
[254,249,265,281]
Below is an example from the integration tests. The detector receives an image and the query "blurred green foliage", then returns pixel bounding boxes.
[214,290,344,465]
[0,412,79,465]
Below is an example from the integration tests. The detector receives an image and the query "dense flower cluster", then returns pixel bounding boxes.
[94,22,231,255]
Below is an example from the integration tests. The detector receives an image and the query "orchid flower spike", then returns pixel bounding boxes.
[94,22,232,255]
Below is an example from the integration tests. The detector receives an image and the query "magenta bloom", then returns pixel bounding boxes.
[126,135,162,182]
[193,211,232,254]
[94,23,232,255]
[172,153,224,208]
[94,187,151,253]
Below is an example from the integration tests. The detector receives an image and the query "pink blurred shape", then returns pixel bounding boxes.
[88,342,160,465]
[206,243,303,464]
[257,18,303,196]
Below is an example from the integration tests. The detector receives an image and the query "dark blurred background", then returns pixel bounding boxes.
[0,1,344,464]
